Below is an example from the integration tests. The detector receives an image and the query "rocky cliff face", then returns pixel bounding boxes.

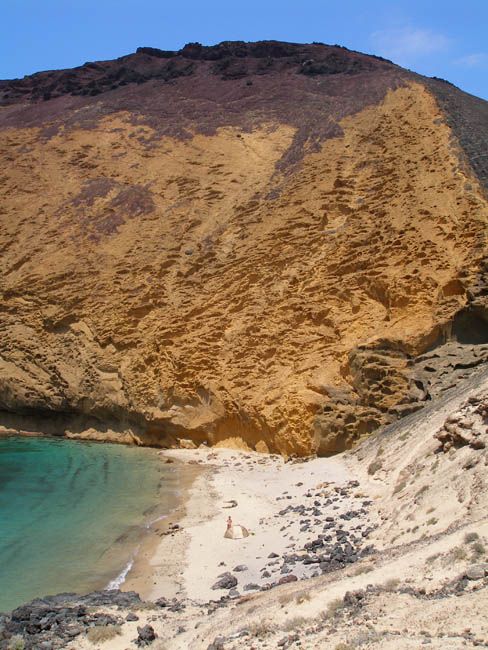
[1,41,487,454]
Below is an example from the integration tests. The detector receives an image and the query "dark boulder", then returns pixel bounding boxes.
[135,624,157,646]
[212,573,237,590]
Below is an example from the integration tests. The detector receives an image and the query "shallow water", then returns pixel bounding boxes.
[0,436,181,612]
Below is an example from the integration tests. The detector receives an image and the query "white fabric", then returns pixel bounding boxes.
[224,525,249,539]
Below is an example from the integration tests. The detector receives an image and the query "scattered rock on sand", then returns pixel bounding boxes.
[212,573,238,590]
[278,574,298,584]
[278,633,300,648]
[464,564,488,580]
[135,624,157,646]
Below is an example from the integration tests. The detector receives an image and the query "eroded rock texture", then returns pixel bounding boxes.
[1,41,488,454]
[435,392,488,452]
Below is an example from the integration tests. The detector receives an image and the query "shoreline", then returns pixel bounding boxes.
[3,376,488,649]
[0,426,138,445]
[122,454,207,600]
[121,446,360,604]
[0,432,197,611]
[0,429,365,605]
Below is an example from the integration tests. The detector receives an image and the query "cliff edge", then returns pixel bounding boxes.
[1,41,488,454]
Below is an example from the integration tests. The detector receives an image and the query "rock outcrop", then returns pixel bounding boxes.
[0,590,141,649]
[1,41,488,454]
[435,392,488,451]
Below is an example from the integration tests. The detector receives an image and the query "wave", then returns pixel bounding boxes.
[106,505,177,588]
[145,513,168,529]
[106,548,139,590]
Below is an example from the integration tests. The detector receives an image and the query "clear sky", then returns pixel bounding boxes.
[1,0,487,100]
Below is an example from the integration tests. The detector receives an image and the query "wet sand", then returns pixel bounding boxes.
[123,457,206,600]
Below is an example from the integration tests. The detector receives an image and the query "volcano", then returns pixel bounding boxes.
[1,40,487,455]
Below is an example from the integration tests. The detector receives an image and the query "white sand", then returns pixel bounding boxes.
[69,372,488,649]
[124,448,352,603]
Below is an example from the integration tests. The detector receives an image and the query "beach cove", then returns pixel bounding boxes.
[0,435,197,613]
[2,369,488,649]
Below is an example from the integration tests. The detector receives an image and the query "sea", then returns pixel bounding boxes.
[0,435,182,612]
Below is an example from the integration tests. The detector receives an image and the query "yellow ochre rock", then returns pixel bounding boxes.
[1,68,487,455]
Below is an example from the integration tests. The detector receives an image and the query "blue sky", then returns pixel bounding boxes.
[1,0,487,100]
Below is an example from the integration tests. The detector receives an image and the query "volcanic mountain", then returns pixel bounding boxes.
[1,40,487,455]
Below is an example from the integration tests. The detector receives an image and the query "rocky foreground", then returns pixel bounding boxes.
[1,368,487,649]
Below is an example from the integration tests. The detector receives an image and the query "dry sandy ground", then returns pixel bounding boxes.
[126,448,354,602]
[68,371,488,650]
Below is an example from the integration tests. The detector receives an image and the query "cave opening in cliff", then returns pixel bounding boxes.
[452,308,488,345]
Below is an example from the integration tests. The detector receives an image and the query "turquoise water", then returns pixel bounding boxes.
[0,436,181,612]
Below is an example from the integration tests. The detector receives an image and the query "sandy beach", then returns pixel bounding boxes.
[124,447,356,603]
[122,457,205,600]
[61,372,488,649]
